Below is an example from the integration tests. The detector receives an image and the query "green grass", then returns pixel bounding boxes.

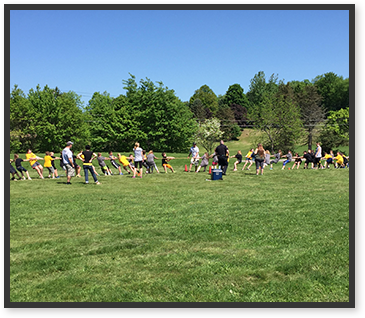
[10,152,349,302]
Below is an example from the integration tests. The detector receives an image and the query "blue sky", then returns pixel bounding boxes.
[10,9,349,105]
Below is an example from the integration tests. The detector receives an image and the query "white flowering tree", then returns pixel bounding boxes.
[195,117,223,155]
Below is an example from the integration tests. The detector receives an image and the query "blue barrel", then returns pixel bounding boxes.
[211,169,223,180]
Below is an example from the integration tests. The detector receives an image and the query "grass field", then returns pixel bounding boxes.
[9,139,350,303]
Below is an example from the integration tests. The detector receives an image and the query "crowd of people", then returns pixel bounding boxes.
[10,140,349,183]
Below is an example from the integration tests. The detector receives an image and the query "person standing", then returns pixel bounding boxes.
[254,143,266,175]
[133,142,144,178]
[62,141,75,185]
[187,142,200,172]
[314,142,323,169]
[214,140,229,175]
[77,145,101,185]
[26,149,44,179]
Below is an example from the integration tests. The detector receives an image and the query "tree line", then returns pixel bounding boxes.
[10,71,349,154]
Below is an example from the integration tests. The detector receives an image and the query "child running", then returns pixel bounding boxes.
[109,151,123,175]
[281,150,293,170]
[162,152,175,173]
[242,149,254,170]
[230,151,242,171]
[13,154,32,180]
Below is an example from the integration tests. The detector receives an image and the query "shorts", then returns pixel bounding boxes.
[245,158,252,161]
[295,159,302,164]
[111,161,120,169]
[255,158,264,169]
[282,159,291,166]
[16,166,27,172]
[31,162,41,169]
[236,160,242,164]
[147,161,155,168]
[10,165,16,174]
[163,164,172,169]
[65,164,75,177]
[47,166,55,174]
[134,161,143,169]
[191,158,199,165]
[326,158,333,164]
[314,157,321,165]
[270,159,279,164]
[101,165,108,171]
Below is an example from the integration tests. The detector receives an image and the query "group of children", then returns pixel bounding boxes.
[229,147,349,173]
[9,143,177,181]
[10,142,349,182]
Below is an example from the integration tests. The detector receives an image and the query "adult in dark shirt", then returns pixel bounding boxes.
[214,140,229,175]
[77,145,100,184]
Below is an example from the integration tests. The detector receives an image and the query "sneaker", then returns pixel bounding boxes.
[119,173,124,175]
[56,176,60,178]
[233,169,237,171]
[270,168,273,170]
[96,182,101,185]
[23,176,26,180]
[66,182,72,185]
[48,175,51,178]
[132,176,136,178]
[28,177,32,180]
[85,182,89,184]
